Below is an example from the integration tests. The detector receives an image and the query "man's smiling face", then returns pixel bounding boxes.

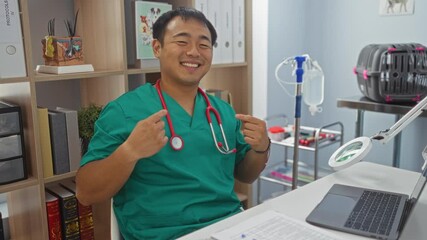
[152,16,213,86]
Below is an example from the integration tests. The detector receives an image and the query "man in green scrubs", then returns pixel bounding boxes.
[76,7,270,239]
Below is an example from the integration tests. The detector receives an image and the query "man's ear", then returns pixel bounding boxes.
[152,39,161,58]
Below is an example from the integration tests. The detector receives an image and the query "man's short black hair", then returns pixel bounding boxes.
[152,7,217,46]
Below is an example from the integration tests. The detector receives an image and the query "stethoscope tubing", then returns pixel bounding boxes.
[155,80,235,154]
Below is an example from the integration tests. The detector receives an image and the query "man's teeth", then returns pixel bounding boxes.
[182,63,199,68]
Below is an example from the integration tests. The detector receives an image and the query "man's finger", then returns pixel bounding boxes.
[148,109,168,123]
[236,114,253,122]
[241,122,259,131]
[236,114,264,124]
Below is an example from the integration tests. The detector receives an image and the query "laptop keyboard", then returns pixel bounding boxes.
[344,190,402,236]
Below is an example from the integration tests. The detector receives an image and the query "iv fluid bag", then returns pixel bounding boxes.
[303,60,324,115]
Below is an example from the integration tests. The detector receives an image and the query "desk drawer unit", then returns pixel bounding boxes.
[0,102,27,184]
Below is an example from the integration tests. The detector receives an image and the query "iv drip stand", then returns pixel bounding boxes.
[292,56,306,190]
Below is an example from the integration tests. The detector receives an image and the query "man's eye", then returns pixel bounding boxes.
[200,44,211,49]
[176,41,187,45]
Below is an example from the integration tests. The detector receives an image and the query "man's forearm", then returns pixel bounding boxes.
[234,149,269,184]
[75,143,138,206]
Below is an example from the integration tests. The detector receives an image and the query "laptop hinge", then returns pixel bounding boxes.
[397,197,416,232]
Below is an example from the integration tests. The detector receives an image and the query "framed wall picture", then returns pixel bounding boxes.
[379,0,415,16]
[135,1,172,59]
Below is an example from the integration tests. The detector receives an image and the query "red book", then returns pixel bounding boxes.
[76,202,94,240]
[45,191,63,240]
[46,185,80,240]
[60,180,95,240]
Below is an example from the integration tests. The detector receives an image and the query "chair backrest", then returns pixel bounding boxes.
[205,89,233,107]
[111,200,122,240]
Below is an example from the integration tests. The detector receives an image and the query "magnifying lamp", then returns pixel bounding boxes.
[329,95,427,171]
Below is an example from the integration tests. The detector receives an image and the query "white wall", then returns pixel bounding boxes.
[254,0,427,204]
[252,0,269,119]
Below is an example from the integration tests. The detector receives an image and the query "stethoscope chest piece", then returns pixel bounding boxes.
[170,135,184,151]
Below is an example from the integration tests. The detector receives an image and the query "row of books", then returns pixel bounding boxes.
[0,0,27,78]
[45,180,94,240]
[195,0,246,64]
[37,107,81,177]
[132,0,245,69]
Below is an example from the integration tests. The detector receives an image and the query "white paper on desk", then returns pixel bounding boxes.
[211,210,343,240]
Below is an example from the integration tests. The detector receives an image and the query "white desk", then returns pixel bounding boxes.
[179,162,426,240]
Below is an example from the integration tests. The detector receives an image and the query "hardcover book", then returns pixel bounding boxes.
[206,89,233,106]
[55,107,82,172]
[48,109,70,174]
[45,191,62,240]
[232,0,245,63]
[0,0,27,78]
[46,185,80,240]
[60,180,94,240]
[135,1,172,59]
[38,107,54,178]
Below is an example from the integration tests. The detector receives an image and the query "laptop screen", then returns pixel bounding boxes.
[409,163,427,200]
[413,146,427,199]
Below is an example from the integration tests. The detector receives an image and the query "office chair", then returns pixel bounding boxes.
[111,200,122,240]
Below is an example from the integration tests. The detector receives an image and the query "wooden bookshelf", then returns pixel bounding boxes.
[0,0,253,239]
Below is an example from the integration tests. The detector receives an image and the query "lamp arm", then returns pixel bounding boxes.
[372,96,427,144]
[422,145,427,173]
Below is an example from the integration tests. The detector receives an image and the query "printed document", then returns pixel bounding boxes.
[211,210,343,240]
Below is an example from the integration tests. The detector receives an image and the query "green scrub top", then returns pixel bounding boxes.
[80,83,251,239]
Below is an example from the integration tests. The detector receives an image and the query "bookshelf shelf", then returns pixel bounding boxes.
[211,62,248,69]
[0,0,253,239]
[126,68,146,75]
[34,69,125,82]
[44,171,77,184]
[0,178,39,194]
[127,66,160,75]
[0,77,30,84]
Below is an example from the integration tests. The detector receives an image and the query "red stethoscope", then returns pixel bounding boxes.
[155,81,236,154]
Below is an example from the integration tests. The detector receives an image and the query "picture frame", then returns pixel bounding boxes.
[135,1,172,59]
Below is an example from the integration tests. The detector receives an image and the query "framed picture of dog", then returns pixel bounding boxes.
[379,0,415,16]
[135,1,172,59]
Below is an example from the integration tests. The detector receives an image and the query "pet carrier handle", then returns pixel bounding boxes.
[386,46,426,53]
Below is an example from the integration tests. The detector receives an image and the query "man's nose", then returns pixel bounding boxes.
[186,44,200,57]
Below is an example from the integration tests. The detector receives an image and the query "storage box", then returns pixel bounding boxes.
[0,135,22,159]
[354,43,427,103]
[268,126,286,141]
[0,111,20,136]
[0,102,27,185]
[0,157,26,184]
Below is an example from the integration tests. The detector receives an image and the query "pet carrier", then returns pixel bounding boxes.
[354,43,427,103]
